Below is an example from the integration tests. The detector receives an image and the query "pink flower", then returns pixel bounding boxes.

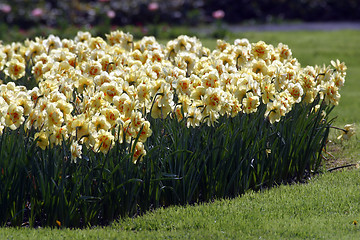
[31,8,44,17]
[107,10,116,19]
[0,4,11,14]
[148,2,159,12]
[212,10,225,20]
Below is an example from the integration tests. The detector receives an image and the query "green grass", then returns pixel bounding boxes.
[116,169,360,239]
[1,29,359,237]
[1,169,360,239]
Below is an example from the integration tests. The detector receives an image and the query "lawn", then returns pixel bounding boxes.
[1,168,359,239]
[1,29,359,238]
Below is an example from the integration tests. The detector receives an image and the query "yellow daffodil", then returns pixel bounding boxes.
[320,81,340,106]
[251,41,270,60]
[251,59,268,75]
[131,141,146,164]
[4,59,25,80]
[265,100,284,124]
[0,30,347,162]
[242,92,260,114]
[203,87,224,112]
[90,114,111,132]
[186,106,202,128]
[35,131,49,150]
[71,115,90,141]
[46,103,64,127]
[43,34,62,52]
[100,107,120,127]
[287,82,304,103]
[70,140,82,163]
[93,129,114,154]
[337,124,356,141]
[276,43,292,61]
[331,59,347,74]
[49,126,67,146]
[261,80,275,104]
[5,103,25,130]
[137,120,153,143]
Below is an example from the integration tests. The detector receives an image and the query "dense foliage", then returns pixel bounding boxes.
[1,0,359,30]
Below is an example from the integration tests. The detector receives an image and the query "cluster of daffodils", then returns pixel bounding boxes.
[0,31,346,162]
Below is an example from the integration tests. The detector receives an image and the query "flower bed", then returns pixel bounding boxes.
[0,30,346,227]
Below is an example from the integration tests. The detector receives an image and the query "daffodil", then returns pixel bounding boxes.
[0,29,348,161]
[85,60,102,77]
[89,37,106,50]
[71,115,90,141]
[5,103,25,130]
[204,109,220,127]
[136,83,151,107]
[337,124,355,141]
[76,75,93,93]
[287,82,304,103]
[16,92,33,115]
[100,107,120,127]
[49,126,67,146]
[251,59,268,75]
[137,120,152,143]
[0,51,7,71]
[261,80,275,104]
[320,81,340,106]
[233,46,248,69]
[175,76,192,96]
[25,41,46,59]
[32,61,44,80]
[151,98,172,119]
[106,30,133,51]
[100,82,121,102]
[251,41,270,60]
[276,43,292,61]
[131,141,146,164]
[265,100,284,124]
[202,70,219,88]
[4,58,25,80]
[43,34,62,52]
[203,87,224,112]
[70,140,82,163]
[331,59,347,74]
[35,131,49,150]
[242,92,260,114]
[90,114,111,132]
[186,106,202,128]
[333,72,345,88]
[93,129,114,154]
[46,103,64,127]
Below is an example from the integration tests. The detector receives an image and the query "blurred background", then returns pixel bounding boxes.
[0,0,359,40]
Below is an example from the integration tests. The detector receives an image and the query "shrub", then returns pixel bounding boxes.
[1,0,360,32]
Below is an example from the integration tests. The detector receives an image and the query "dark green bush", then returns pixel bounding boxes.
[1,0,359,32]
